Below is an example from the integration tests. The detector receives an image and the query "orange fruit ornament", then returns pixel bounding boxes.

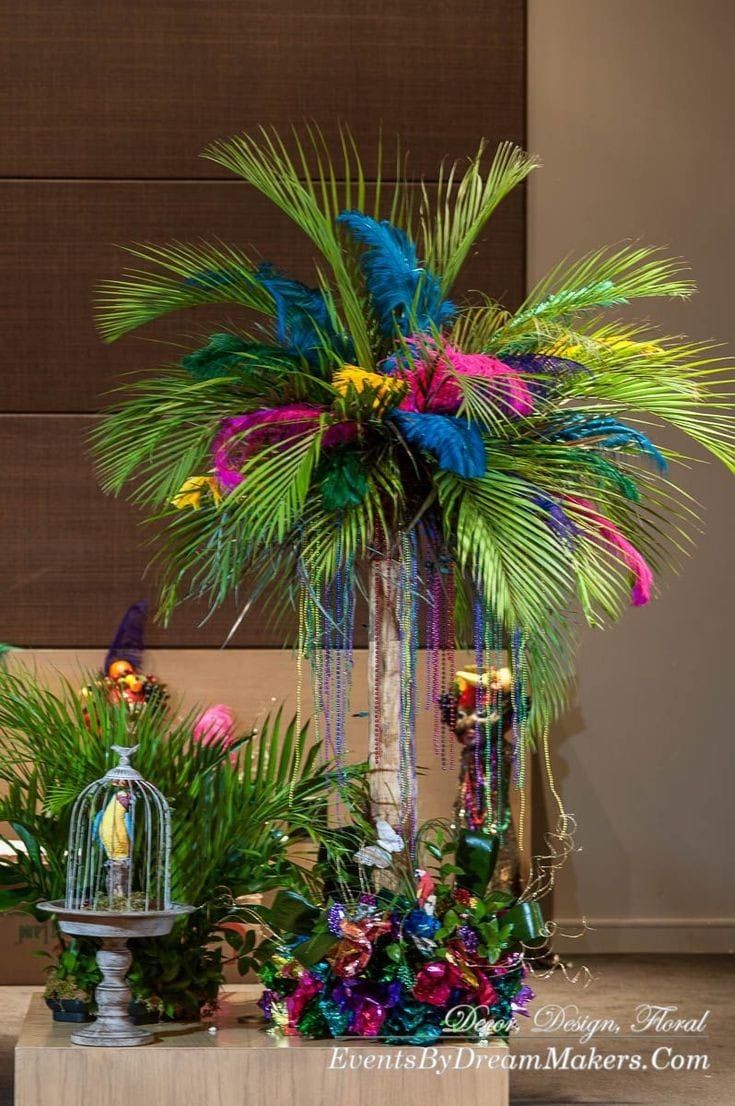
[108,659,134,680]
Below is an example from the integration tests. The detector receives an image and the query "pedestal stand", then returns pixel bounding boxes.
[38,901,193,1047]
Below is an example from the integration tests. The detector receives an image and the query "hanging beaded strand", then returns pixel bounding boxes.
[471,592,488,830]
[332,555,355,786]
[371,559,384,767]
[398,530,419,855]
[440,561,456,771]
[290,580,308,802]
[511,629,529,789]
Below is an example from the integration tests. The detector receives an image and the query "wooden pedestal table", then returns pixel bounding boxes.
[15,987,510,1106]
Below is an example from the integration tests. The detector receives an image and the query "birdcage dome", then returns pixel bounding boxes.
[65,744,171,912]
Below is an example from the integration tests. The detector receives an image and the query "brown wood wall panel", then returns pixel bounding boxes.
[0,1,525,180]
[0,181,524,412]
[0,415,296,646]
[2,0,525,646]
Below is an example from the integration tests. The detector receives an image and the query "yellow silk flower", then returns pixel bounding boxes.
[171,475,222,511]
[332,365,406,407]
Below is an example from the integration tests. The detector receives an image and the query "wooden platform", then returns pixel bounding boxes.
[15,987,509,1106]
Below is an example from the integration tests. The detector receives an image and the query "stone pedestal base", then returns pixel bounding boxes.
[15,990,510,1106]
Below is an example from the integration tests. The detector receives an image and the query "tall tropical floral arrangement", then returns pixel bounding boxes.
[93,126,735,847]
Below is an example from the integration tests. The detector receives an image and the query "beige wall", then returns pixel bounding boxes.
[528,0,735,951]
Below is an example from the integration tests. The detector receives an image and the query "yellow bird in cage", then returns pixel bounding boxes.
[93,790,133,861]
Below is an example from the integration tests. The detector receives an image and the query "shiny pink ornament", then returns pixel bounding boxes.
[475,971,499,1007]
[352,995,387,1036]
[285,972,322,1028]
[412,961,465,1007]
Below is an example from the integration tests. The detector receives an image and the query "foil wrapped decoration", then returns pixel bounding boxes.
[258,861,536,1044]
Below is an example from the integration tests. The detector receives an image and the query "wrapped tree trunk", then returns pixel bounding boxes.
[368,557,406,828]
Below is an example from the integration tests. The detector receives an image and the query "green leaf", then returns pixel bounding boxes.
[264,891,320,936]
[421,141,539,293]
[455,830,500,897]
[292,933,338,967]
[96,242,275,343]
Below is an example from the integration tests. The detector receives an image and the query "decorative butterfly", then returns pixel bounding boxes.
[353,819,404,868]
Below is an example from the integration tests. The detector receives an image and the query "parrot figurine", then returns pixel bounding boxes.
[93,790,133,862]
[415,868,437,916]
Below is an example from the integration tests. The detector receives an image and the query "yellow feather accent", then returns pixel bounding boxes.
[171,475,222,511]
[332,365,406,407]
[548,336,663,360]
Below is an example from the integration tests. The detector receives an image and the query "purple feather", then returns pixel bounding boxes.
[104,601,147,673]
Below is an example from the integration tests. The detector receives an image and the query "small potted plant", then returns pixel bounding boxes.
[42,939,99,1023]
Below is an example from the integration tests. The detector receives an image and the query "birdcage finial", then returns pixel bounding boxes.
[105,744,143,783]
[112,743,139,768]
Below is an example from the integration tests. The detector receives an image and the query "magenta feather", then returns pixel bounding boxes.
[568,496,653,606]
[213,405,356,491]
[388,341,533,417]
[441,347,534,417]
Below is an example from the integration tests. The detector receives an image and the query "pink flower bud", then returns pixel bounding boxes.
[193,704,236,749]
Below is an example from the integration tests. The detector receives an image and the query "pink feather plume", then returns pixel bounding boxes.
[213,404,356,491]
[567,496,653,606]
[394,341,533,417]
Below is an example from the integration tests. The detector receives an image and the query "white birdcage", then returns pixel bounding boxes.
[65,743,171,912]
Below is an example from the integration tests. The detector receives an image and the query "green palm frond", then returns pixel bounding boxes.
[96,241,276,343]
[435,469,575,629]
[562,360,735,471]
[202,125,397,368]
[508,245,694,331]
[0,667,366,909]
[92,372,239,504]
[420,141,539,293]
[89,127,735,744]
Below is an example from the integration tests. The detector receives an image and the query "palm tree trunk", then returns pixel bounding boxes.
[367,556,404,827]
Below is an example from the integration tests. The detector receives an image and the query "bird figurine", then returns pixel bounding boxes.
[93,790,133,862]
[415,868,437,915]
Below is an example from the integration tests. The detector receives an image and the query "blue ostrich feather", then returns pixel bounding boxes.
[337,211,454,336]
[545,413,668,472]
[254,264,353,364]
[388,410,486,478]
